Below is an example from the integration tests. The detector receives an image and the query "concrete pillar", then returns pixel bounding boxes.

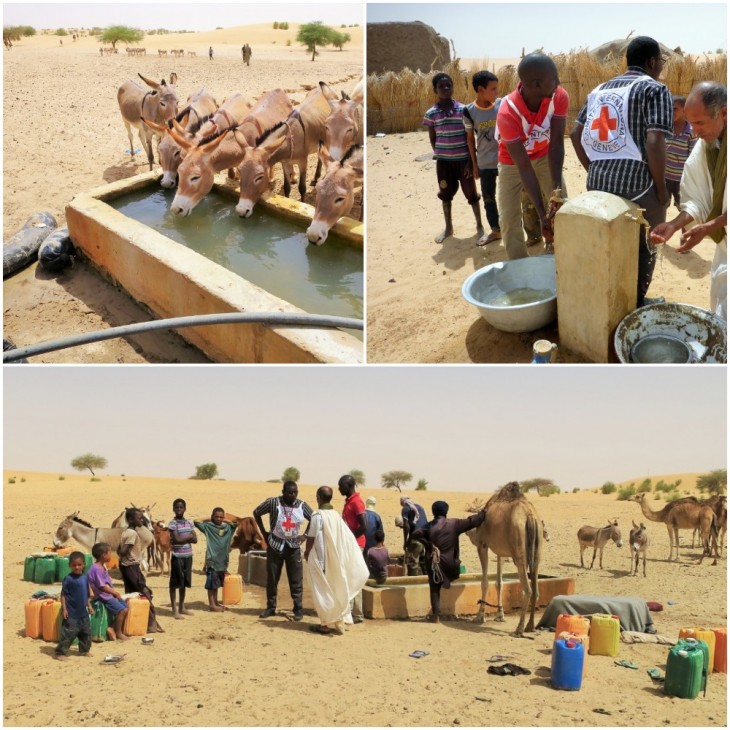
[554,191,641,363]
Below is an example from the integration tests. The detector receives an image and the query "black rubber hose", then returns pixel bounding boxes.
[2,312,364,362]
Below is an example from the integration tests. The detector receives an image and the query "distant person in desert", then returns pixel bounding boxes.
[570,36,673,307]
[424,72,484,244]
[209,45,214,61]
[496,53,569,258]
[650,81,727,319]
[665,95,697,208]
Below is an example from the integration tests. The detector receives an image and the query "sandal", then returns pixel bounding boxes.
[647,667,664,681]
[309,625,332,635]
[614,659,638,670]
[477,231,502,247]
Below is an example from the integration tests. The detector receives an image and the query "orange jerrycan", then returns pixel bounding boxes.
[223,574,243,606]
[555,614,590,639]
[589,614,620,656]
[24,599,44,639]
[41,599,63,642]
[711,628,726,673]
[123,596,150,636]
[679,628,716,674]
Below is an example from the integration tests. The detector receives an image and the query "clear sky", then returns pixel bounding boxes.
[367,2,727,58]
[2,2,364,32]
[3,367,726,492]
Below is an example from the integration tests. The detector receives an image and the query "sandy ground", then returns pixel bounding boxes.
[3,470,726,727]
[2,25,362,362]
[366,131,718,363]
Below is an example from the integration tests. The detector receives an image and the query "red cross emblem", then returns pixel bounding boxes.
[591,105,618,142]
[281,515,297,532]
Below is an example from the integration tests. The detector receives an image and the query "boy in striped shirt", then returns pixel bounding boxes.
[423,72,484,243]
[665,95,696,208]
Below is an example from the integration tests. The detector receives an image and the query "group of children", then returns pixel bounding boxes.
[53,499,239,659]
[424,68,697,248]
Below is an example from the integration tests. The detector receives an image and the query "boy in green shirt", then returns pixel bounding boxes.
[194,507,238,612]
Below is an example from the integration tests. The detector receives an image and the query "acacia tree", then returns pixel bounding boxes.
[350,469,366,487]
[329,30,351,51]
[415,478,428,491]
[520,478,560,496]
[697,469,727,496]
[192,463,218,480]
[71,453,107,476]
[381,470,412,492]
[282,466,301,483]
[296,21,334,61]
[99,25,143,49]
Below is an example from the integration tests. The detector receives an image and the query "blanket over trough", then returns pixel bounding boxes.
[536,594,654,632]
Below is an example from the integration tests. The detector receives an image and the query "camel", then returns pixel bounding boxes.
[693,495,727,554]
[696,506,720,566]
[467,482,542,636]
[632,493,708,562]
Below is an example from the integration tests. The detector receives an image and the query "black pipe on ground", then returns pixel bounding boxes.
[2,312,364,363]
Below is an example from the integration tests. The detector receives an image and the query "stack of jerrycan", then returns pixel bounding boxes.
[90,600,110,642]
[555,614,590,679]
[665,637,709,699]
[678,628,716,676]
[33,555,56,585]
[41,599,63,642]
[24,599,45,639]
[589,614,620,657]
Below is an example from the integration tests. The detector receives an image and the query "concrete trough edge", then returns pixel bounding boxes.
[65,172,363,364]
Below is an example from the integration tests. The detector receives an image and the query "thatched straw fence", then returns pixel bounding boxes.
[367,53,727,135]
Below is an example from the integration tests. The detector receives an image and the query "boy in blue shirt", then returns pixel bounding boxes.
[54,551,93,660]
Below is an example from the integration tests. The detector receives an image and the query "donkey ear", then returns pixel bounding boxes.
[319,80,338,101]
[632,520,639,529]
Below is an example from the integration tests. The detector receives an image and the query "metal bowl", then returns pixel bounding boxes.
[615,302,727,364]
[462,256,557,333]
[630,334,692,364]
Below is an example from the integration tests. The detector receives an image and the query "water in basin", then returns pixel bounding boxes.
[631,334,692,364]
[111,188,363,329]
[489,287,554,307]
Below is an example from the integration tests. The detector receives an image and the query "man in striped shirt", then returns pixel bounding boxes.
[423,72,484,244]
[571,36,673,307]
[253,481,313,621]
[665,96,697,208]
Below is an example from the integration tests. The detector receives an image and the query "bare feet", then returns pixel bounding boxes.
[54,654,68,661]
[434,226,453,244]
[79,652,93,658]
[152,623,165,633]
[180,608,193,616]
[106,627,117,641]
[209,605,225,612]
[117,633,130,641]
[172,609,183,620]
[429,614,441,624]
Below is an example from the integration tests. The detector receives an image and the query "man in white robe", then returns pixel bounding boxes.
[650,81,727,319]
[304,486,369,635]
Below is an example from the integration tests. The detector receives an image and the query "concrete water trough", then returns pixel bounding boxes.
[65,172,364,364]
[238,552,574,620]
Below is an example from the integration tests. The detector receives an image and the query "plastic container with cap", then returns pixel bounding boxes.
[679,628,716,674]
[41,599,62,642]
[665,638,708,699]
[589,614,620,656]
[551,638,585,690]
[712,627,726,673]
[555,614,590,640]
[222,574,243,606]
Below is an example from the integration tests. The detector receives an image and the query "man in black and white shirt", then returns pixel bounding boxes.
[253,481,312,621]
[570,36,673,306]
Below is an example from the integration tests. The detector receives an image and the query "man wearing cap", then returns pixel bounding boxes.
[363,497,384,555]
[412,501,485,623]
[570,36,673,307]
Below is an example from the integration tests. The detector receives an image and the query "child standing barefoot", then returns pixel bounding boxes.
[168,498,197,618]
[54,552,94,660]
[87,542,129,641]
[424,72,483,244]
[194,508,238,612]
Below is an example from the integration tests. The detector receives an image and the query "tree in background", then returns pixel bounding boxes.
[381,470,412,492]
[3,26,36,42]
[192,463,218,480]
[296,21,334,61]
[415,478,428,491]
[601,481,617,495]
[70,453,107,476]
[350,469,366,487]
[697,469,727,496]
[329,30,351,51]
[98,25,144,50]
[520,478,560,497]
[282,466,301,483]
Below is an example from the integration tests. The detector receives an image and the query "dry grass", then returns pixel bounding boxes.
[367,52,728,134]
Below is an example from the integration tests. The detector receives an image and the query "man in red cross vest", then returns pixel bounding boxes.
[253,481,313,621]
[570,36,673,307]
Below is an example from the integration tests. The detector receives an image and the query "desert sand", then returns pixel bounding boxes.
[4,470,726,727]
[366,132,718,364]
[2,24,362,362]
